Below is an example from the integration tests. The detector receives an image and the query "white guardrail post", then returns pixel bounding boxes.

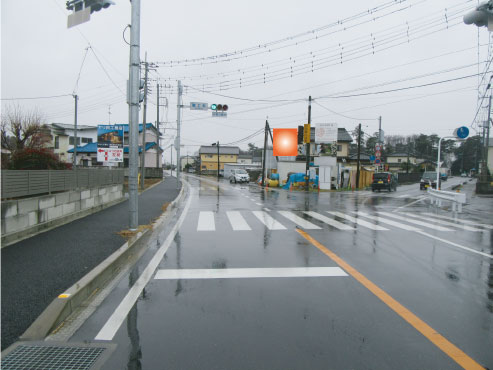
[427,188,466,213]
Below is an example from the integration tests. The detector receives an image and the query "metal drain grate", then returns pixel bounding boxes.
[1,342,115,370]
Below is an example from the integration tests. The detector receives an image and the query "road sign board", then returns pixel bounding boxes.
[97,125,124,163]
[212,111,227,118]
[67,6,91,28]
[375,158,381,164]
[315,123,338,143]
[190,102,208,111]
[375,151,381,158]
[454,126,469,139]
[369,155,375,161]
[303,124,311,144]
[375,144,381,151]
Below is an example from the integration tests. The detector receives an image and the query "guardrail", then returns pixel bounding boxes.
[427,188,466,212]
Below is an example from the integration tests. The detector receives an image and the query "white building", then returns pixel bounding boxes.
[49,123,98,164]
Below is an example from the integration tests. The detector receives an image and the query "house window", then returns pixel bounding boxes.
[69,136,81,145]
[82,137,93,143]
[54,136,59,149]
[91,158,98,166]
[337,145,342,151]
[207,154,213,158]
[398,159,402,163]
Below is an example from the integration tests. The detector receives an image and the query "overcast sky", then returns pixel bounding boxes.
[1,0,491,154]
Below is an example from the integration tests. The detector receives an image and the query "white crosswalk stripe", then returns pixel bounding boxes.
[197,211,215,231]
[252,211,287,230]
[226,211,251,231]
[277,211,321,230]
[398,213,482,232]
[377,212,452,231]
[354,212,421,231]
[421,212,493,229]
[303,211,354,230]
[328,211,389,231]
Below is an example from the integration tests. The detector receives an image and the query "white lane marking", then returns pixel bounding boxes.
[377,212,452,232]
[226,211,251,231]
[398,194,413,198]
[303,211,354,230]
[355,212,421,231]
[197,211,215,231]
[399,213,482,232]
[416,231,493,259]
[277,211,322,230]
[328,211,389,231]
[263,208,272,212]
[421,212,493,229]
[95,182,193,341]
[255,203,262,206]
[392,196,428,211]
[154,267,348,279]
[252,211,287,230]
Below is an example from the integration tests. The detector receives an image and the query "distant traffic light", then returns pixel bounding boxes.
[66,0,115,13]
[463,0,493,29]
[210,104,228,111]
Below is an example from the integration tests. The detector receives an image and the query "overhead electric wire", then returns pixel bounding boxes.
[1,94,73,101]
[73,46,91,95]
[314,102,378,121]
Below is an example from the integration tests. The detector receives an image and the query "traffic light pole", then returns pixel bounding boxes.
[156,82,160,169]
[305,96,312,191]
[356,123,362,189]
[217,141,220,179]
[128,0,141,230]
[261,120,268,187]
[140,53,148,190]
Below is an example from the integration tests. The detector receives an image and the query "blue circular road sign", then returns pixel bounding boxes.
[375,158,381,164]
[455,126,469,139]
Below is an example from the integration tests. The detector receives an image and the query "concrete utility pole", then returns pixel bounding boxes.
[262,120,268,187]
[481,95,492,180]
[140,52,148,190]
[486,97,492,173]
[176,80,182,188]
[378,115,382,172]
[156,82,160,169]
[356,123,362,189]
[216,141,220,179]
[72,94,78,170]
[128,0,141,230]
[305,96,312,190]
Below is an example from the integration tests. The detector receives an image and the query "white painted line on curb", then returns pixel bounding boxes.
[154,267,348,279]
[95,182,193,341]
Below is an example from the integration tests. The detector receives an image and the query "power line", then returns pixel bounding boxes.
[73,46,91,95]
[314,102,378,121]
[1,94,72,101]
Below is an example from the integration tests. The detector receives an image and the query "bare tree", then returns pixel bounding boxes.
[1,104,51,154]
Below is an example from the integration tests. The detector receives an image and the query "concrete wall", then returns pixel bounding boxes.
[1,184,124,247]
[277,161,308,184]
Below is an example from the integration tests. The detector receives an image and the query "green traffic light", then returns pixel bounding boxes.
[211,104,217,110]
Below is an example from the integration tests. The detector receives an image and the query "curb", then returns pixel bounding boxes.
[19,179,186,342]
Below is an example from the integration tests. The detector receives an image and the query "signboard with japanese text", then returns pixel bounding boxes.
[97,125,124,163]
[315,123,338,143]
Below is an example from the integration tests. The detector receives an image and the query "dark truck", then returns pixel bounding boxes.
[371,172,398,192]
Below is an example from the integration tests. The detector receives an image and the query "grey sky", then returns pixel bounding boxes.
[1,0,489,154]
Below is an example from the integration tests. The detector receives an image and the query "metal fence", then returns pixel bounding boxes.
[1,169,124,199]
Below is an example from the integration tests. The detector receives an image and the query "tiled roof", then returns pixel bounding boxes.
[199,146,240,155]
[68,142,159,153]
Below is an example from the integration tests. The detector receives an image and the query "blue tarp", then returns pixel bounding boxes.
[282,173,318,189]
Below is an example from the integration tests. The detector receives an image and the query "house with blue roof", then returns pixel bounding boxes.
[68,123,162,168]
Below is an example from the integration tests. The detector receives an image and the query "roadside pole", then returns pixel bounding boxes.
[378,116,382,172]
[356,123,362,189]
[305,96,312,190]
[72,94,78,172]
[483,95,492,180]
[262,120,268,187]
[140,53,148,190]
[217,141,220,179]
[156,82,160,169]
[128,0,141,230]
[176,80,182,189]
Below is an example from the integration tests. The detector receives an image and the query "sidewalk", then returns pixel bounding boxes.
[1,175,182,350]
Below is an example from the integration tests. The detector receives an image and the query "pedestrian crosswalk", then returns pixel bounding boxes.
[192,210,491,233]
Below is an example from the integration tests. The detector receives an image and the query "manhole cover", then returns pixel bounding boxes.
[1,341,116,370]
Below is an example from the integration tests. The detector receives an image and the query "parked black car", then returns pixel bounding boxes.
[371,172,398,192]
[420,171,441,190]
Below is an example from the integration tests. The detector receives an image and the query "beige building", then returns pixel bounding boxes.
[199,146,240,172]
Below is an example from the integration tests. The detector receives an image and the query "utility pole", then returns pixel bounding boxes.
[156,82,160,169]
[128,0,141,230]
[482,95,492,181]
[140,52,148,190]
[216,141,220,179]
[305,96,312,190]
[378,115,382,172]
[261,120,268,187]
[356,123,362,189]
[72,94,78,170]
[176,80,182,188]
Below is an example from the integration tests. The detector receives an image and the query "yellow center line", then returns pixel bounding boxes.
[296,229,484,370]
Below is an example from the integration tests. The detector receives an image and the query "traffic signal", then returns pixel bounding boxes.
[303,123,311,144]
[210,104,229,111]
[297,126,303,144]
[66,0,115,13]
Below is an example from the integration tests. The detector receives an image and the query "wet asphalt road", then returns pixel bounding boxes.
[69,175,493,369]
